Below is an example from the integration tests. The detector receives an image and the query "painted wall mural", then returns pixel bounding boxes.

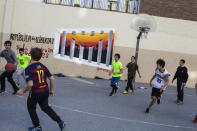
[53,28,115,69]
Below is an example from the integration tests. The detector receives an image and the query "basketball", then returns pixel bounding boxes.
[5,63,15,72]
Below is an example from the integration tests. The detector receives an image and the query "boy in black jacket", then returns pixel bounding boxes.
[172,59,188,105]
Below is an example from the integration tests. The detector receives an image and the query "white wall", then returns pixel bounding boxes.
[25,0,43,2]
[0,0,6,33]
[1,0,197,87]
[11,0,197,55]
[0,0,15,52]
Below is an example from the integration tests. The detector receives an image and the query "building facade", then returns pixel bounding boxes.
[0,0,197,87]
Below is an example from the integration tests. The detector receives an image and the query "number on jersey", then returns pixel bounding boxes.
[36,70,45,83]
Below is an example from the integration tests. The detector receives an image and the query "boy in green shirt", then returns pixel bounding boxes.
[109,53,123,96]
[16,48,31,87]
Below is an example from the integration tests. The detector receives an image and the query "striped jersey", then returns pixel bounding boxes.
[25,62,52,99]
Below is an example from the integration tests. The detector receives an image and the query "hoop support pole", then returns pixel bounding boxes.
[133,31,142,89]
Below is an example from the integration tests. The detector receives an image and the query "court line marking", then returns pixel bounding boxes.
[3,91,197,130]
[71,78,95,85]
[50,104,197,130]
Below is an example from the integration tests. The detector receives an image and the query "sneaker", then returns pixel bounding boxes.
[28,126,42,131]
[129,89,133,94]
[59,121,66,131]
[177,101,183,105]
[0,90,5,93]
[123,90,128,94]
[145,108,150,113]
[193,115,197,123]
[12,92,17,95]
[109,92,113,96]
[174,100,179,104]
[157,98,161,104]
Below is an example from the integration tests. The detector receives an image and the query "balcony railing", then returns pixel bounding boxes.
[43,0,140,14]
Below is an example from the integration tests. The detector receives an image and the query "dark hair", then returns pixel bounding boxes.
[156,59,165,68]
[131,56,136,60]
[4,40,12,46]
[115,53,120,59]
[19,48,24,52]
[30,48,42,61]
[180,59,185,64]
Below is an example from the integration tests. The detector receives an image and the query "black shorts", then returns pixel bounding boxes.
[151,87,163,98]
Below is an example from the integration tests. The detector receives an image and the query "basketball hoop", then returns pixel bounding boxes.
[129,14,157,63]
[130,14,157,38]
[139,27,150,38]
[130,14,157,88]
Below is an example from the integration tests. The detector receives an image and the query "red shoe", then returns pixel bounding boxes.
[193,115,197,123]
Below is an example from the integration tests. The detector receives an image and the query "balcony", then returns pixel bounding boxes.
[43,0,140,14]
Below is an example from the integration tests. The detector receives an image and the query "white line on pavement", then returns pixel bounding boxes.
[3,91,197,130]
[71,78,95,85]
[50,104,197,130]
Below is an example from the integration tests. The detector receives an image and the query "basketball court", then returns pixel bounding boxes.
[0,75,197,131]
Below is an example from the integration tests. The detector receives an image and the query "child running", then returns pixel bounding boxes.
[16,48,31,87]
[17,48,66,131]
[123,56,141,94]
[108,53,123,96]
[145,59,170,113]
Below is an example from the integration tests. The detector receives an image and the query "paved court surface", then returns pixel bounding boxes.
[0,75,197,131]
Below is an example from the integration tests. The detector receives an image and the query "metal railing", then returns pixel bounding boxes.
[43,0,140,14]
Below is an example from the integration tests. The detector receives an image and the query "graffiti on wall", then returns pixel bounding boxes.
[16,44,53,59]
[53,28,115,70]
[96,67,110,73]
[10,33,54,44]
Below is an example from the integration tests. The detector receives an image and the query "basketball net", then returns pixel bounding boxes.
[139,27,150,39]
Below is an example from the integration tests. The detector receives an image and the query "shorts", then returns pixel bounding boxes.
[151,87,163,98]
[110,77,120,86]
[17,68,25,76]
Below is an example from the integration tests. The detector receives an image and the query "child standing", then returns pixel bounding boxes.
[109,53,123,96]
[123,56,141,94]
[17,48,66,131]
[16,48,31,87]
[172,59,188,105]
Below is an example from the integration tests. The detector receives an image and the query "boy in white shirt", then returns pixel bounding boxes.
[145,59,170,113]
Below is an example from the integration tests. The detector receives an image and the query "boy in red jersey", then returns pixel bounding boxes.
[193,83,197,123]
[17,48,66,131]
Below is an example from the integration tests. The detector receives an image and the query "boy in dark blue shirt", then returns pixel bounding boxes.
[17,48,66,131]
